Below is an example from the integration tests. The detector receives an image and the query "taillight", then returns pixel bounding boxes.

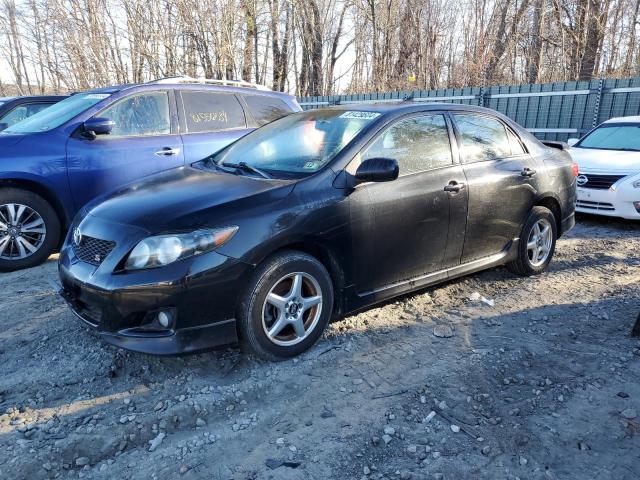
[571,163,579,177]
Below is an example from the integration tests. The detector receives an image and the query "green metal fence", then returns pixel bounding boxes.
[298,77,640,142]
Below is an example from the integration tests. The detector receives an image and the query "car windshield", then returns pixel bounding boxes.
[213,109,381,177]
[2,92,112,133]
[576,123,640,151]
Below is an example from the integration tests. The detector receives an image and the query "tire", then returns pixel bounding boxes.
[507,206,557,277]
[237,250,334,361]
[0,188,61,272]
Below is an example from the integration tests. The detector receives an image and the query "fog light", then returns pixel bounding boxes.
[157,310,172,328]
[634,201,640,213]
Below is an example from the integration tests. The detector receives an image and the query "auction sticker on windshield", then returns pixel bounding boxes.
[339,111,381,120]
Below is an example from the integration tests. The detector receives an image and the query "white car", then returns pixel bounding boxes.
[567,116,640,220]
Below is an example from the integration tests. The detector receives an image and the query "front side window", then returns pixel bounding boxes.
[360,114,453,175]
[0,103,53,128]
[181,91,246,133]
[3,93,110,134]
[99,92,170,137]
[576,123,640,151]
[453,113,511,163]
[244,94,291,126]
[213,109,379,177]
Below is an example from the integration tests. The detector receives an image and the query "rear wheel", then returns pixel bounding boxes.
[507,206,557,276]
[0,188,61,272]
[237,251,333,361]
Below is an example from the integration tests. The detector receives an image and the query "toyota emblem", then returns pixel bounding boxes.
[73,228,82,246]
[576,174,588,186]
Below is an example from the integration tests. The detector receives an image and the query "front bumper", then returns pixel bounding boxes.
[58,216,253,355]
[576,182,640,220]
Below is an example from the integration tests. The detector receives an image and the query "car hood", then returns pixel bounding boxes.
[568,146,640,175]
[0,132,27,148]
[87,166,295,233]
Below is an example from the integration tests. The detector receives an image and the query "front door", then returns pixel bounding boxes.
[450,112,541,263]
[66,90,185,210]
[349,113,466,294]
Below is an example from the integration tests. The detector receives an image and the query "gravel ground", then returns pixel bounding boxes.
[0,214,639,480]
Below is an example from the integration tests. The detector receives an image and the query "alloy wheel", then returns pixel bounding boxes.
[0,203,47,260]
[261,272,323,347]
[526,218,552,267]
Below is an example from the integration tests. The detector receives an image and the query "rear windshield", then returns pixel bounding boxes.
[3,93,111,133]
[576,123,640,151]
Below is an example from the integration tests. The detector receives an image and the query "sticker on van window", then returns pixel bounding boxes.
[339,111,381,120]
[84,94,110,100]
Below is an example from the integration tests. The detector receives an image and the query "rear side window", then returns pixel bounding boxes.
[453,113,511,162]
[181,91,246,133]
[99,92,170,137]
[507,127,527,155]
[243,95,291,126]
[362,114,453,175]
[0,103,53,127]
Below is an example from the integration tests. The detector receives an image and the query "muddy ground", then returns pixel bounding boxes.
[0,214,639,480]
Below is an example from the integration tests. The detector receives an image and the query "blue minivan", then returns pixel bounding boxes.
[0,78,300,271]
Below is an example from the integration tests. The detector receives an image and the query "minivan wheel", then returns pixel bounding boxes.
[0,188,61,272]
[507,206,557,276]
[238,251,334,361]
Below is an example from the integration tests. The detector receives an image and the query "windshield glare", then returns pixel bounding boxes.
[3,93,111,134]
[577,124,640,151]
[215,110,380,176]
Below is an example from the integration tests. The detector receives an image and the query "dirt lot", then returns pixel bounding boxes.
[0,214,639,480]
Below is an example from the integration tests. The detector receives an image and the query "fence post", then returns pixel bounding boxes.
[592,78,604,127]
[478,87,486,107]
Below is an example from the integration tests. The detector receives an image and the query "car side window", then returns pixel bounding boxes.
[181,91,246,133]
[0,103,52,127]
[361,114,453,175]
[99,92,170,137]
[453,113,511,163]
[506,127,527,155]
[243,94,291,126]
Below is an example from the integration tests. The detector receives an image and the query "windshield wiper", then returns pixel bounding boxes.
[221,161,272,179]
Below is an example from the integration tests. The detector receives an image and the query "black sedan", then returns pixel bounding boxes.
[59,103,577,360]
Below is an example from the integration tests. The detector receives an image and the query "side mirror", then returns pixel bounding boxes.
[0,123,8,131]
[83,117,114,138]
[354,157,399,184]
[566,138,579,147]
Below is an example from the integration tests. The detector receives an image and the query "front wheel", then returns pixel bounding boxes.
[507,206,557,276]
[237,251,334,361]
[0,188,61,272]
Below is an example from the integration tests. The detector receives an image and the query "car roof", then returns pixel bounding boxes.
[602,115,640,124]
[0,95,66,102]
[319,101,505,116]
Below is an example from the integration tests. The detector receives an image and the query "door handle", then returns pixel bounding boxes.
[155,147,180,156]
[521,167,536,177]
[444,181,466,193]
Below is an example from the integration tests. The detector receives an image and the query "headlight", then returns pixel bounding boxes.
[125,226,238,270]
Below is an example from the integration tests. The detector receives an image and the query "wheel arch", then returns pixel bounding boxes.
[0,178,70,232]
[534,194,562,236]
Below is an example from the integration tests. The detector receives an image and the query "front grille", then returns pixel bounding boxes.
[73,235,116,266]
[576,200,615,211]
[577,173,626,190]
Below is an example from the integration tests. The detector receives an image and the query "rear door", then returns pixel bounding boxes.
[177,90,253,162]
[66,90,184,209]
[450,112,541,263]
[349,112,466,294]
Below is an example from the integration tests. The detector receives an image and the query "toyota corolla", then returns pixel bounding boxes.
[59,103,576,360]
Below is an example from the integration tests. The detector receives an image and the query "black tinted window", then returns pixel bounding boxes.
[453,113,511,162]
[244,95,291,125]
[181,92,246,133]
[362,114,452,175]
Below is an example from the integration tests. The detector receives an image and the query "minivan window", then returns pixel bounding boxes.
[99,92,170,137]
[0,103,53,128]
[3,93,110,133]
[243,94,291,125]
[453,113,511,162]
[361,114,452,175]
[181,91,246,133]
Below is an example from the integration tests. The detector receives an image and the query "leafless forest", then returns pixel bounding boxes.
[1,0,639,97]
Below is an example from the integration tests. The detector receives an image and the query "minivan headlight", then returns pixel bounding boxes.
[125,227,238,270]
